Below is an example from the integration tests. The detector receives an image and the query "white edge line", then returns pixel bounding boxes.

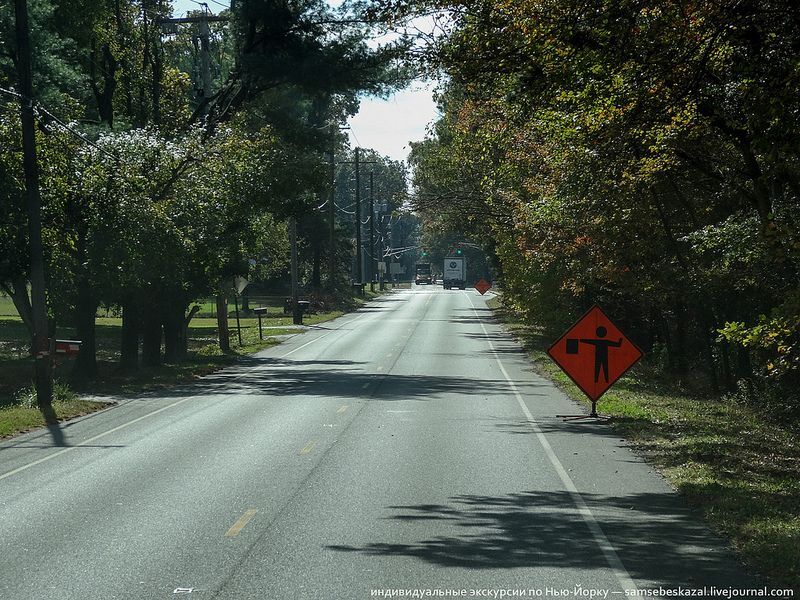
[467,295,637,592]
[279,331,332,358]
[0,394,197,482]
[2,326,335,481]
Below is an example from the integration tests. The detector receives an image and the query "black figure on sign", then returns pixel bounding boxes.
[566,326,623,383]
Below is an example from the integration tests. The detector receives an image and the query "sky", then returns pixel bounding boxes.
[171,0,440,163]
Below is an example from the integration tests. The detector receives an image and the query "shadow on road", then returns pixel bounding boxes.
[179,356,528,401]
[327,489,757,587]
[39,405,68,447]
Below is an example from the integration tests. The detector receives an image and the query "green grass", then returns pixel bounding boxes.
[487,296,800,590]
[0,294,18,316]
[0,287,387,439]
[0,381,109,439]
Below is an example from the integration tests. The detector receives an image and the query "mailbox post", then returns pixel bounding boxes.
[253,307,269,340]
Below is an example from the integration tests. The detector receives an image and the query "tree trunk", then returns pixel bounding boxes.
[163,301,183,364]
[150,28,162,125]
[736,346,753,380]
[180,305,199,359]
[113,0,133,119]
[658,311,675,372]
[719,338,734,392]
[163,301,198,363]
[120,301,140,371]
[90,39,117,127]
[2,276,34,343]
[673,302,689,374]
[312,239,321,289]
[72,279,98,380]
[141,300,162,367]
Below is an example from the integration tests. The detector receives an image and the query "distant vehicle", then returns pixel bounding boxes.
[414,263,432,285]
[443,257,466,289]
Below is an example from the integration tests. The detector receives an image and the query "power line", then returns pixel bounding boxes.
[348,127,362,148]
[0,86,117,160]
[334,202,355,215]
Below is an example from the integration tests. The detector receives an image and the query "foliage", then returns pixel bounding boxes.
[406,0,800,418]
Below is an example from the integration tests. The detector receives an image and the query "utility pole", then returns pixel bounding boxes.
[289,217,301,325]
[326,124,349,291]
[337,148,375,290]
[15,0,52,408]
[328,141,336,290]
[198,18,212,111]
[354,148,362,284]
[369,172,375,292]
[159,11,230,348]
[157,12,227,113]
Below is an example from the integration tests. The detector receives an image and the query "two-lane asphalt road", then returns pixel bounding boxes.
[0,288,755,599]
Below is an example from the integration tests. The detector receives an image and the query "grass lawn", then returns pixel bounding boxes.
[0,285,387,440]
[486,296,800,590]
[0,284,397,439]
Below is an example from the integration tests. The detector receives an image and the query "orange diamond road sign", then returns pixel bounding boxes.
[547,305,642,403]
[474,278,492,295]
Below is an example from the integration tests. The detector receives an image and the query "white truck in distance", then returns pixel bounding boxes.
[443,257,466,290]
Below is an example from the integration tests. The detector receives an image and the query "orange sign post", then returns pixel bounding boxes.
[547,305,642,420]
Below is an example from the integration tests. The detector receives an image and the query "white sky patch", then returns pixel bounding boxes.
[348,85,439,163]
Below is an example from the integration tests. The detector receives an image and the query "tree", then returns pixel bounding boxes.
[401,0,800,413]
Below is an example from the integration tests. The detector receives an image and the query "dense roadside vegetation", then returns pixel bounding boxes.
[488,296,799,590]
[1,0,411,406]
[399,0,800,424]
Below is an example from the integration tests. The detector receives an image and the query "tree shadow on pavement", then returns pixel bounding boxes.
[39,405,68,447]
[156,356,535,401]
[327,490,758,588]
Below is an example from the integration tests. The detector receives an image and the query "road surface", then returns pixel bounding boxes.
[0,287,755,599]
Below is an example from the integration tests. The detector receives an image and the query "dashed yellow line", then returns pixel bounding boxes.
[337,405,349,414]
[299,440,317,455]
[225,509,257,538]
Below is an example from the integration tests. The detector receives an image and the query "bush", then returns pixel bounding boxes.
[728,376,800,427]
[12,381,77,409]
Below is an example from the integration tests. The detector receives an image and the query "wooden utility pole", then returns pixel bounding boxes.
[354,148,362,284]
[158,11,232,349]
[328,139,336,290]
[369,172,375,292]
[289,217,301,325]
[15,0,52,407]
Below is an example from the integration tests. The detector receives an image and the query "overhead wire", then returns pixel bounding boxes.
[334,202,355,215]
[0,85,118,161]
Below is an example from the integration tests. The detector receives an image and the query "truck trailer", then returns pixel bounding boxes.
[443,257,466,289]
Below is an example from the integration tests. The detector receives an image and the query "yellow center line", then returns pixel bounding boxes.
[299,440,317,454]
[225,509,257,538]
[337,405,349,414]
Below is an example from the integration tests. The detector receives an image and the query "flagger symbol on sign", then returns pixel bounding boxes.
[566,326,623,384]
